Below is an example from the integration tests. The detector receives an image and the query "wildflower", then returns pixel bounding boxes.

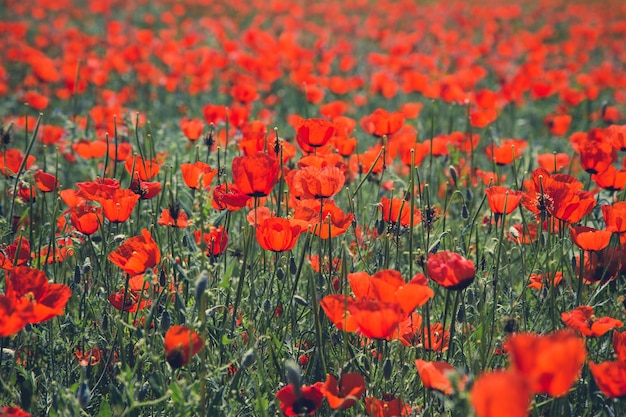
[290,165,345,200]
[69,205,103,235]
[569,226,612,251]
[484,139,527,165]
[231,153,279,197]
[484,186,522,215]
[276,382,324,416]
[157,205,190,228]
[322,373,365,410]
[255,217,302,252]
[360,108,405,137]
[589,361,626,398]
[561,306,623,337]
[180,117,204,141]
[426,251,475,290]
[0,294,34,337]
[212,183,251,211]
[415,359,467,395]
[380,196,421,228]
[194,226,228,257]
[125,155,161,181]
[295,118,336,153]
[365,394,410,417]
[180,161,217,190]
[471,370,531,417]
[33,170,59,192]
[108,229,161,276]
[602,202,626,233]
[164,325,204,369]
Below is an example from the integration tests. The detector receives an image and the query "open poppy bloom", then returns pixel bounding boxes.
[415,359,467,395]
[125,155,161,181]
[108,229,161,276]
[0,406,31,417]
[505,330,586,397]
[578,138,616,174]
[194,226,228,257]
[0,149,35,177]
[0,294,34,337]
[108,289,151,313]
[33,170,59,192]
[164,325,204,369]
[589,361,626,398]
[426,251,475,290]
[295,118,336,153]
[157,206,190,228]
[569,226,612,251]
[129,176,162,200]
[471,370,531,417]
[180,161,217,190]
[0,236,30,270]
[293,200,354,239]
[231,152,279,197]
[75,347,102,367]
[484,139,527,165]
[180,117,204,141]
[380,196,421,228]
[602,202,626,233]
[365,394,410,417]
[276,382,324,416]
[255,217,302,252]
[6,266,72,324]
[592,165,626,191]
[322,373,365,410]
[485,186,522,215]
[290,165,345,200]
[69,205,103,235]
[561,306,623,337]
[527,271,563,290]
[95,188,140,223]
[347,298,405,339]
[212,183,251,211]
[422,323,451,352]
[613,330,626,362]
[360,108,405,137]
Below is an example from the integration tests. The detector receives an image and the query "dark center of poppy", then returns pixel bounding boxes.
[292,397,317,415]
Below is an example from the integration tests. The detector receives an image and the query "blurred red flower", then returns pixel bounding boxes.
[164,325,204,369]
[426,251,475,290]
[109,229,161,276]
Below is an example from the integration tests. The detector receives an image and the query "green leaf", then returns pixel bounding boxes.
[97,398,112,417]
[169,382,184,404]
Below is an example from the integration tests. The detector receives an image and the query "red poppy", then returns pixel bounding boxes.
[0,149,35,177]
[544,114,572,136]
[75,347,102,367]
[164,325,204,369]
[72,139,108,159]
[613,330,626,362]
[589,361,626,398]
[395,312,423,346]
[295,118,336,153]
[322,373,365,410]
[96,189,140,223]
[256,217,302,252]
[108,289,151,313]
[69,205,103,235]
[485,139,527,165]
[276,383,324,416]
[602,202,626,233]
[180,162,217,190]
[592,165,626,191]
[232,153,279,197]
[360,108,405,137]
[108,229,161,276]
[569,226,612,251]
[426,251,475,290]
[561,306,623,337]
[212,183,251,211]
[157,207,190,228]
[508,223,538,245]
[380,196,421,228]
[471,370,531,417]
[125,155,161,181]
[607,124,626,151]
[422,323,450,352]
[505,330,586,397]
[194,226,228,257]
[0,406,31,417]
[33,170,59,192]
[0,236,30,270]
[129,177,162,200]
[485,186,522,215]
[294,200,354,239]
[320,294,359,333]
[415,359,467,395]
[6,266,72,324]
[290,165,345,200]
[579,139,616,175]
[365,395,410,417]
[0,294,34,337]
[527,271,563,290]
[347,298,405,339]
[180,117,204,141]
[76,177,120,200]
[537,152,570,173]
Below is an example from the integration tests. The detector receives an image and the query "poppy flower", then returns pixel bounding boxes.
[290,165,345,200]
[527,271,563,290]
[69,205,103,235]
[422,323,450,352]
[426,251,475,290]
[0,406,31,417]
[296,118,336,153]
[180,117,204,141]
[232,153,279,197]
[589,361,626,398]
[471,370,531,417]
[347,298,405,339]
[322,373,365,410]
[485,186,522,215]
[569,226,612,251]
[256,217,302,252]
[484,139,527,165]
[33,170,59,193]
[108,289,151,313]
[0,236,30,270]
[276,382,324,416]
[602,202,626,233]
[194,226,228,257]
[108,229,161,276]
[0,149,35,177]
[129,177,162,200]
[544,114,572,136]
[607,124,626,151]
[164,325,204,369]
[0,294,34,337]
[76,177,120,200]
[180,162,217,190]
[415,359,467,395]
[505,330,586,397]
[157,206,190,228]
[537,153,570,173]
[96,189,140,223]
[365,395,410,417]
[561,306,623,337]
[320,294,359,333]
[380,196,421,228]
[75,347,102,367]
[613,330,626,362]
[579,139,616,175]
[72,139,108,159]
[395,312,423,346]
[294,200,354,239]
[592,165,626,191]
[6,266,72,324]
[212,183,251,211]
[125,155,161,181]
[360,108,405,137]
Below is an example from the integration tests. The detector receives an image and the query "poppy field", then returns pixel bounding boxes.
[2,0,626,415]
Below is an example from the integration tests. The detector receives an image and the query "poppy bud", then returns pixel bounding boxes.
[383,358,393,381]
[241,348,256,369]
[82,257,92,274]
[194,271,209,305]
[159,269,167,287]
[263,299,272,314]
[449,166,458,186]
[462,204,469,219]
[101,313,109,330]
[277,268,285,281]
[77,381,91,409]
[160,311,171,333]
[285,359,303,395]
[137,382,150,401]
[465,189,473,202]
[290,257,297,275]
[74,264,82,284]
[293,295,308,307]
